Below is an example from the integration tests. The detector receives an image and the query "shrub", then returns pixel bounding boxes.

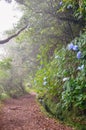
[33,32,86,128]
[59,0,86,20]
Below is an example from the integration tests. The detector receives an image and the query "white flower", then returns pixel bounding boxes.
[43,77,47,80]
[63,77,69,82]
[55,55,59,59]
[43,81,47,85]
[77,65,84,70]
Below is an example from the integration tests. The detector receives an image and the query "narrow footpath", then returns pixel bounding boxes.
[0,93,73,130]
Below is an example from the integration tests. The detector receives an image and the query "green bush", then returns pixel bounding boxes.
[60,0,86,20]
[0,93,10,101]
[33,32,86,129]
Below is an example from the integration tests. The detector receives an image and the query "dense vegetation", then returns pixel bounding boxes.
[0,0,86,129]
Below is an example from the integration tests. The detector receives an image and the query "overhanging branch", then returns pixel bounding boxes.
[0,25,28,44]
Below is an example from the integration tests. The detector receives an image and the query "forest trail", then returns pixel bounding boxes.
[0,93,73,130]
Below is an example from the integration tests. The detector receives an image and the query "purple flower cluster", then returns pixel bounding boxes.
[73,45,78,51]
[59,1,63,5]
[68,43,78,51]
[68,42,84,71]
[77,51,82,59]
[68,43,82,59]
[68,43,74,50]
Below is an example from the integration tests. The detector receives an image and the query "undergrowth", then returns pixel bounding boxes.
[33,31,86,130]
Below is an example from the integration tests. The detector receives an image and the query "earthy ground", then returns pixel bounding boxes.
[0,93,73,130]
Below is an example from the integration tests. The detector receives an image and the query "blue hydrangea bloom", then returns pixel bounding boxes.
[77,65,84,70]
[60,1,62,5]
[68,43,74,50]
[73,45,78,51]
[43,81,47,86]
[77,51,82,59]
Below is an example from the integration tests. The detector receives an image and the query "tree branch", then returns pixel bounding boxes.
[0,25,28,44]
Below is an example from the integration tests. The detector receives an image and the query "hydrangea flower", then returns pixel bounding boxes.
[68,42,74,50]
[73,45,78,51]
[77,65,84,70]
[63,77,69,82]
[43,81,47,86]
[43,77,47,80]
[59,1,62,5]
[55,55,59,59]
[77,51,82,59]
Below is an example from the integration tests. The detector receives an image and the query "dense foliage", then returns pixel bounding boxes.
[59,0,86,20]
[33,33,86,129]
[32,0,86,129]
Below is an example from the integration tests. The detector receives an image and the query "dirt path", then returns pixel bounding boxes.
[0,94,73,130]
